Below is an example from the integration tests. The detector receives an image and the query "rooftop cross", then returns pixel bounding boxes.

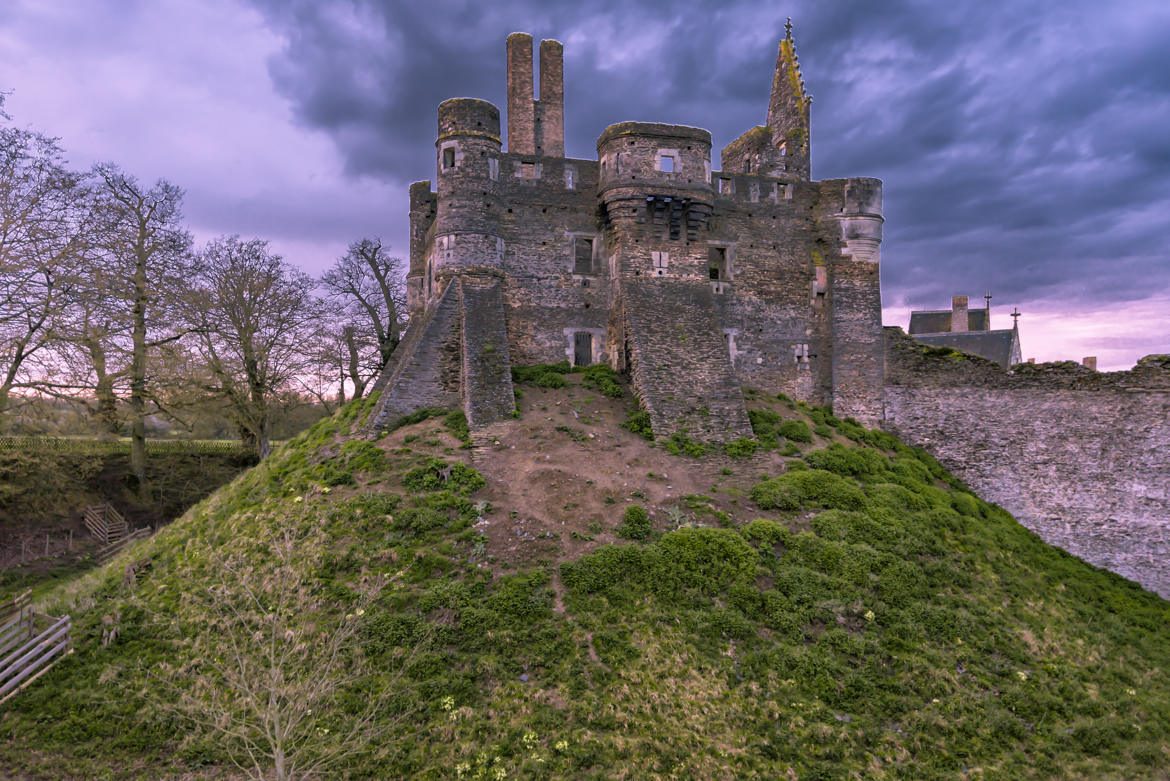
[1011,307,1021,328]
[785,17,793,39]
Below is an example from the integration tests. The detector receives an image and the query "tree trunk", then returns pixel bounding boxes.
[129,244,149,490]
[343,326,366,400]
[86,336,120,437]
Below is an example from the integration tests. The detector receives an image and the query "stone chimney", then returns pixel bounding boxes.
[951,296,968,333]
[1083,356,1098,371]
[1027,358,1035,364]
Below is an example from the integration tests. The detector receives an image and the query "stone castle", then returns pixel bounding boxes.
[367,28,1169,601]
[368,27,884,440]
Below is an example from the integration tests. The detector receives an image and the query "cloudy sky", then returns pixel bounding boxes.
[2,0,1168,369]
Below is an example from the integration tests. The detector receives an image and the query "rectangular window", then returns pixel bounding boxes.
[442,147,455,169]
[564,165,576,189]
[708,247,728,280]
[574,237,594,274]
[651,251,669,276]
[659,155,676,172]
[488,157,499,180]
[718,177,733,195]
[520,162,535,179]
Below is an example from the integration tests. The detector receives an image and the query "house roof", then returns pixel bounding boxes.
[912,329,1020,368]
[908,309,990,334]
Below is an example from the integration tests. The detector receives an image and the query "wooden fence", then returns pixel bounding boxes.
[94,527,151,565]
[0,592,71,706]
[0,436,253,456]
[83,503,128,545]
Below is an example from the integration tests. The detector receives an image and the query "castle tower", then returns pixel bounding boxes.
[766,20,811,180]
[597,123,752,440]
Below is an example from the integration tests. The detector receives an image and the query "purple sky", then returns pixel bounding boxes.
[3,0,1168,370]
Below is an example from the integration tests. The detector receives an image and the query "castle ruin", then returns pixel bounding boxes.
[365,26,1170,599]
[368,27,884,440]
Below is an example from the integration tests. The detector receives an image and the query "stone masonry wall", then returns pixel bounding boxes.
[884,328,1170,597]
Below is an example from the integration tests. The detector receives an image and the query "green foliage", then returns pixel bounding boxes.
[803,443,889,476]
[402,458,486,494]
[579,364,624,398]
[389,407,448,432]
[616,505,651,540]
[8,387,1170,781]
[750,469,868,512]
[664,433,709,457]
[511,362,571,388]
[622,410,653,440]
[442,411,472,447]
[777,419,814,443]
[723,437,758,458]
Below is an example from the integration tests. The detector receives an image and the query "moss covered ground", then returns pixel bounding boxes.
[1,385,1168,779]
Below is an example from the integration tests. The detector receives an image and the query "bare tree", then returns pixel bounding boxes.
[188,236,320,459]
[89,164,192,484]
[0,123,87,421]
[155,530,424,780]
[320,239,408,399]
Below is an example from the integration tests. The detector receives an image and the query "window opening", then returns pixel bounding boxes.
[488,157,499,180]
[442,147,455,169]
[574,238,594,274]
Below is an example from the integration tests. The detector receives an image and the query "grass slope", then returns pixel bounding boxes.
[2,380,1168,779]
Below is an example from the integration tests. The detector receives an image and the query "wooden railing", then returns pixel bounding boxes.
[0,591,29,627]
[0,592,71,705]
[95,527,151,564]
[84,503,128,545]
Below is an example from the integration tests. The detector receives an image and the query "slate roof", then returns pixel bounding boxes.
[908,309,990,334]
[912,329,1021,368]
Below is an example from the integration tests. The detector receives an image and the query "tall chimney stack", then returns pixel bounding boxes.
[536,40,564,157]
[1083,356,1098,371]
[951,296,969,333]
[506,33,535,154]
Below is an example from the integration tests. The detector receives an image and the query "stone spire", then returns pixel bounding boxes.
[766,18,811,179]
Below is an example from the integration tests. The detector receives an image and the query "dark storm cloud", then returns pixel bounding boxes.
[247,0,1170,316]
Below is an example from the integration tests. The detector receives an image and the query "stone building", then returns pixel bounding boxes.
[908,295,1022,368]
[369,26,885,440]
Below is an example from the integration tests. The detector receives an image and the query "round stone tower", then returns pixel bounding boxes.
[596,122,715,279]
[430,98,504,292]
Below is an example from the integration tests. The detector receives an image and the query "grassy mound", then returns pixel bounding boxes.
[2,387,1169,779]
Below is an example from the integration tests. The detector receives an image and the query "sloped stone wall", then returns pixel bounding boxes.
[884,328,1170,597]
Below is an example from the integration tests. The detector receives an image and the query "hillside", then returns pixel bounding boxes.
[2,367,1168,779]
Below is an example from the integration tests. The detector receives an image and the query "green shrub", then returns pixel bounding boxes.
[664,433,709,457]
[748,409,785,447]
[803,444,888,476]
[622,410,653,440]
[778,419,814,443]
[951,491,982,517]
[646,527,758,597]
[337,440,389,473]
[512,362,571,388]
[443,411,471,446]
[402,458,486,494]
[389,407,448,431]
[580,364,623,398]
[750,469,868,512]
[724,437,759,458]
[865,483,931,512]
[616,505,651,541]
[741,518,791,547]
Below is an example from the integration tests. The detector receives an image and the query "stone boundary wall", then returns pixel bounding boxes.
[882,328,1170,598]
